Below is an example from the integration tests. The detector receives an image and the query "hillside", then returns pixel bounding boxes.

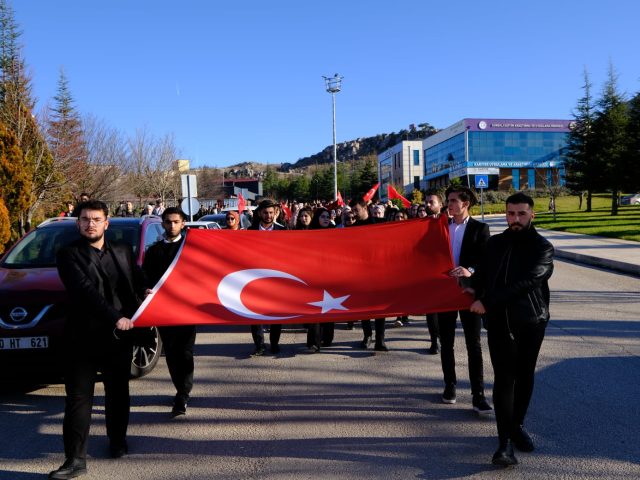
[224,123,438,177]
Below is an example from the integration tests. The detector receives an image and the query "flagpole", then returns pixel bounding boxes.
[323,74,343,201]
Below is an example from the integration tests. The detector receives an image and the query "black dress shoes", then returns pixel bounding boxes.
[427,342,440,355]
[172,395,188,416]
[359,336,372,349]
[511,425,535,452]
[49,457,87,479]
[492,439,518,466]
[109,439,129,458]
[374,340,389,351]
[270,344,281,354]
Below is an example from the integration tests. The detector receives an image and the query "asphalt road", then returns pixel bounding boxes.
[1,259,639,479]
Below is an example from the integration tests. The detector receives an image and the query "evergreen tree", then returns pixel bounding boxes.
[46,68,86,197]
[565,69,599,211]
[625,91,640,192]
[592,63,629,215]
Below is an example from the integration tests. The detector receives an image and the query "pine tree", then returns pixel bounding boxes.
[564,69,599,211]
[625,91,640,192]
[592,63,629,215]
[46,68,86,197]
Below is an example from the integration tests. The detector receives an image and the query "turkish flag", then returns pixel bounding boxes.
[280,202,292,220]
[337,191,345,207]
[362,182,380,202]
[132,215,469,327]
[237,193,246,214]
[388,185,412,208]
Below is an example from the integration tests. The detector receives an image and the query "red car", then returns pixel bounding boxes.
[0,216,166,384]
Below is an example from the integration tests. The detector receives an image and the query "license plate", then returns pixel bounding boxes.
[0,336,49,350]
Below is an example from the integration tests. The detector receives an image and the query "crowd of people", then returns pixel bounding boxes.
[47,187,554,478]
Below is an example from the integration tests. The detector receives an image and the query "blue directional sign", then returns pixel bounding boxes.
[475,175,489,189]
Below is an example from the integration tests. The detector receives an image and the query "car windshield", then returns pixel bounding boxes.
[1,222,141,268]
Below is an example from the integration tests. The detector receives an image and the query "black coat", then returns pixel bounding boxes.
[57,239,145,340]
[458,217,490,272]
[473,226,554,326]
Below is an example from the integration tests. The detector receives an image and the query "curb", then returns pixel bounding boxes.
[554,249,640,277]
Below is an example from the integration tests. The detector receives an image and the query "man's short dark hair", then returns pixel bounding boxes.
[76,200,108,218]
[424,189,444,204]
[506,192,534,208]
[161,207,187,221]
[350,198,367,209]
[445,185,478,206]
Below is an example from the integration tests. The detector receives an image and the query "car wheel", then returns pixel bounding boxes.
[130,326,163,378]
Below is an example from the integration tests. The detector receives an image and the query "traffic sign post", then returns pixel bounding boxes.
[181,174,199,221]
[475,175,489,221]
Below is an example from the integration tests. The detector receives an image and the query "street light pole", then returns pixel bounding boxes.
[323,73,343,201]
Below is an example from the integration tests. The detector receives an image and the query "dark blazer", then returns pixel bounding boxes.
[247,222,286,230]
[458,217,490,272]
[57,239,145,340]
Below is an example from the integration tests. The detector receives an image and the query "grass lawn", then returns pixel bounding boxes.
[471,194,640,242]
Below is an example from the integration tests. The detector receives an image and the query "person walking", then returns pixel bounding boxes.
[50,200,145,479]
[437,185,492,415]
[467,192,554,466]
[247,199,285,355]
[142,207,196,417]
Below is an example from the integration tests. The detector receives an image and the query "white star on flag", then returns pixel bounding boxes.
[308,290,350,314]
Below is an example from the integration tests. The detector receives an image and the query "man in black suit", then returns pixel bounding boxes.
[437,186,493,415]
[142,207,194,417]
[50,200,145,479]
[247,199,285,355]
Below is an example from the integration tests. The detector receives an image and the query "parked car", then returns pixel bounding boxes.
[620,193,640,205]
[184,221,221,230]
[0,216,165,384]
[197,213,228,228]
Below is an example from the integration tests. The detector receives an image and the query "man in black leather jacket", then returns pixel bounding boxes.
[468,192,554,467]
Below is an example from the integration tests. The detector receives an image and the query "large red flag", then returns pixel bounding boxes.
[362,182,380,202]
[388,184,412,208]
[132,215,468,327]
[237,193,246,214]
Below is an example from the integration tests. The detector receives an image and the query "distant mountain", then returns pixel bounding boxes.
[223,123,438,176]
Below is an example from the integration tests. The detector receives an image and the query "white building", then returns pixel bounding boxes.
[377,140,424,200]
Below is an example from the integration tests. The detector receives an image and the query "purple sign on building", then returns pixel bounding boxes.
[465,118,572,133]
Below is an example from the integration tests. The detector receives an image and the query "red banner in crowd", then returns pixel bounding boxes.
[388,185,412,208]
[362,182,380,202]
[132,215,469,327]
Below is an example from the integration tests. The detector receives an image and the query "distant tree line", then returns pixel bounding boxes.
[565,63,640,215]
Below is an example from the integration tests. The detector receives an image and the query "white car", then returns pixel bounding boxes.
[620,194,640,206]
[184,221,221,230]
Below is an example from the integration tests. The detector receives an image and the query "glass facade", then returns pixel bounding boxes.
[424,133,465,178]
[468,131,567,168]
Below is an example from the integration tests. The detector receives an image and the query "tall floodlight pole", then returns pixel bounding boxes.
[323,74,343,201]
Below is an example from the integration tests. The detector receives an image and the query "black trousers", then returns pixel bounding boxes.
[361,318,385,339]
[250,324,281,348]
[488,319,546,442]
[438,309,485,395]
[158,325,196,398]
[306,323,336,348]
[62,337,132,460]
[426,313,439,342]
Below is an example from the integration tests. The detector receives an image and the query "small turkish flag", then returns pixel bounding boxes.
[280,202,292,220]
[363,182,380,202]
[237,193,246,214]
[336,191,345,207]
[388,185,411,208]
[133,215,468,327]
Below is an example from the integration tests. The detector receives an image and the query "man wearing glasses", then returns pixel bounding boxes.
[51,200,145,479]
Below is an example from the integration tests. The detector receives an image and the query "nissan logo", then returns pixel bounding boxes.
[9,307,28,322]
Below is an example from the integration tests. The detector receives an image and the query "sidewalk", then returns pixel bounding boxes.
[481,215,640,277]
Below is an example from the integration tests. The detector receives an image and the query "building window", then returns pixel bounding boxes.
[512,169,520,190]
[413,150,420,166]
[528,169,535,189]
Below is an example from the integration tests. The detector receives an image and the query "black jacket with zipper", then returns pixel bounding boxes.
[472,225,554,327]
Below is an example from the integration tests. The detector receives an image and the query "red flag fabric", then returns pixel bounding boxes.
[132,215,469,327]
[362,182,380,202]
[388,185,412,208]
[336,191,345,207]
[237,193,246,214]
[280,202,292,220]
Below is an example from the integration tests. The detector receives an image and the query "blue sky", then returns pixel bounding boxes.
[13,0,640,168]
